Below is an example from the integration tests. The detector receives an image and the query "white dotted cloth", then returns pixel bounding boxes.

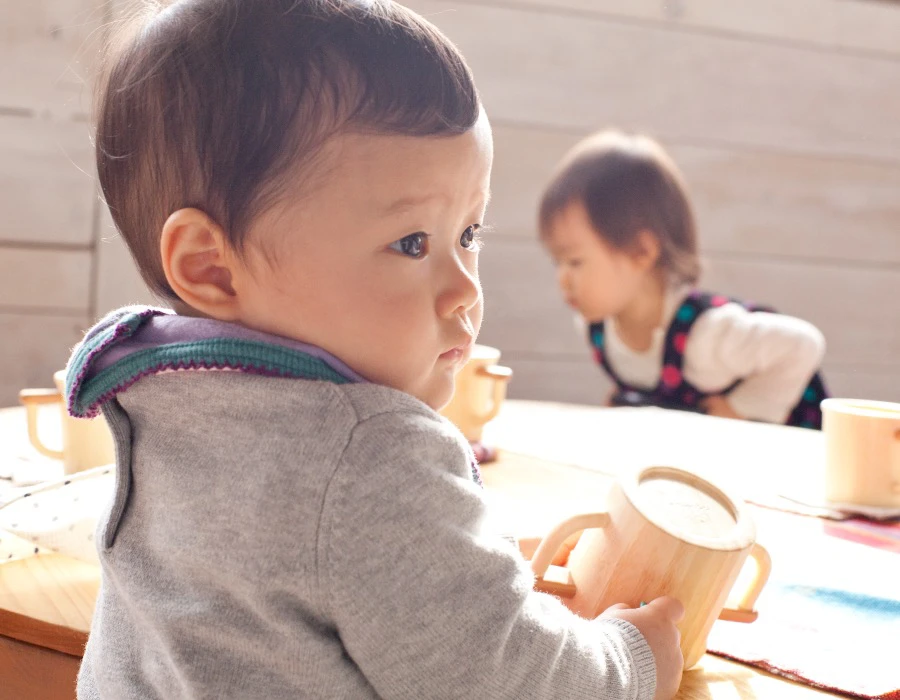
[0,464,114,564]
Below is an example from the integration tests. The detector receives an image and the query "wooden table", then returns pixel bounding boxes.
[0,401,850,699]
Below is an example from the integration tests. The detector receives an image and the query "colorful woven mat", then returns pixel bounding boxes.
[707,507,900,698]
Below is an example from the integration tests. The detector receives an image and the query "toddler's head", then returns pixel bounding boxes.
[96,0,493,409]
[538,130,698,322]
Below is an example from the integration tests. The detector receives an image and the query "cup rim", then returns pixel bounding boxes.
[469,344,501,361]
[821,397,900,420]
[621,465,757,551]
[52,369,67,394]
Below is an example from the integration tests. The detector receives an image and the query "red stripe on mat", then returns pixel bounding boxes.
[824,519,900,553]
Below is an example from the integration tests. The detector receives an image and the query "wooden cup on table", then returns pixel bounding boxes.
[821,398,900,508]
[530,465,771,669]
[439,344,512,443]
[19,369,115,475]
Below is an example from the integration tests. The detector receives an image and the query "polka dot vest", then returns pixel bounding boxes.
[588,291,829,430]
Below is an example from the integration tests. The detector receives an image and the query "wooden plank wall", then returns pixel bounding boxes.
[1,0,102,405]
[0,1,155,405]
[1,0,898,408]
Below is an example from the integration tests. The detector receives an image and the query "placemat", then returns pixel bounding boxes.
[707,507,900,698]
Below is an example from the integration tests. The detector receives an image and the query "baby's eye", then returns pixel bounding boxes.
[460,225,482,251]
[389,232,428,258]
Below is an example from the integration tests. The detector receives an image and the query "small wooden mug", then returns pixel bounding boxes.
[822,398,900,508]
[531,465,771,669]
[440,344,512,442]
[19,370,115,475]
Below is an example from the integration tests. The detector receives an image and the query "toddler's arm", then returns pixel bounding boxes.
[319,410,662,699]
[686,304,825,423]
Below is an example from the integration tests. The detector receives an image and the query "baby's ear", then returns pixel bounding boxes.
[633,229,662,270]
[159,208,241,320]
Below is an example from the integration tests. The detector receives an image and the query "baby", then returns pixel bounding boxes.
[539,130,828,428]
[68,2,683,699]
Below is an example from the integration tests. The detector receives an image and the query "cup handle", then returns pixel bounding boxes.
[18,388,64,460]
[717,543,772,623]
[471,364,513,424]
[531,512,610,599]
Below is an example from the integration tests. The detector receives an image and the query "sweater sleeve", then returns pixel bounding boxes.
[318,409,656,700]
[684,303,826,423]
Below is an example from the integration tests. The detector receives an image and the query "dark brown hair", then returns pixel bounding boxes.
[96,0,480,299]
[538,130,700,285]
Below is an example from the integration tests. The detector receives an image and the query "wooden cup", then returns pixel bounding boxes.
[822,398,900,508]
[440,344,512,442]
[530,465,771,669]
[19,370,115,475]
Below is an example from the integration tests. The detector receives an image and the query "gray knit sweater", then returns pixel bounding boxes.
[71,311,657,699]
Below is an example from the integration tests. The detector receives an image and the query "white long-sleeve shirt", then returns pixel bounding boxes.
[601,288,826,424]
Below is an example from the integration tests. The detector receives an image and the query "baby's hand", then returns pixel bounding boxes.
[601,597,684,700]
[702,394,743,420]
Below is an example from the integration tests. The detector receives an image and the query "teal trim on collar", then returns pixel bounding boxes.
[66,310,152,401]
[72,337,351,418]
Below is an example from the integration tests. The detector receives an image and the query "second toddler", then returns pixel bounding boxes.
[539,130,829,429]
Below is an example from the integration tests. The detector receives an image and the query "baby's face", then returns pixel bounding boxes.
[544,201,649,323]
[235,112,493,410]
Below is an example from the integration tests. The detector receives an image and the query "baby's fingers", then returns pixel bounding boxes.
[645,596,685,623]
[600,602,630,616]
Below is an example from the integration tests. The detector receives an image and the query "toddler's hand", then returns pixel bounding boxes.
[601,597,684,700]
[702,394,743,420]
